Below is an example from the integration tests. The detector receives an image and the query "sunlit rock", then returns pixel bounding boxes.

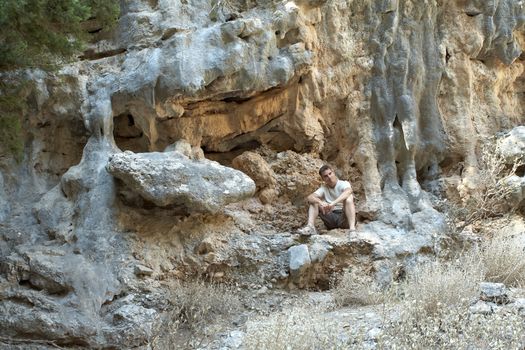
[107,150,256,213]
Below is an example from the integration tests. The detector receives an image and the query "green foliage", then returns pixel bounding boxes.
[0,0,120,70]
[0,80,28,160]
[0,0,119,159]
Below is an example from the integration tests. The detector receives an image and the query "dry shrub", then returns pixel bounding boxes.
[462,139,524,224]
[401,254,484,316]
[376,251,525,349]
[481,234,525,287]
[332,269,387,307]
[172,279,241,330]
[378,307,525,349]
[152,279,242,349]
[243,304,357,350]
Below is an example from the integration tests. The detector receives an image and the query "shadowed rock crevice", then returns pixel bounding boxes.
[80,48,127,61]
[113,113,150,153]
[111,79,319,155]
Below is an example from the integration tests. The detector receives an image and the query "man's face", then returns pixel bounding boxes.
[320,168,337,188]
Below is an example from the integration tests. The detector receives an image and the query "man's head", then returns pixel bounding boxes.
[319,165,337,188]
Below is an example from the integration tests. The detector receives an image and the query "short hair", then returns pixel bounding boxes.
[319,164,332,176]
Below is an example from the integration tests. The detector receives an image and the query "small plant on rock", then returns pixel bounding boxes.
[461,138,525,225]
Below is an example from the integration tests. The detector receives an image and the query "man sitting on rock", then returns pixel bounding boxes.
[298,164,356,236]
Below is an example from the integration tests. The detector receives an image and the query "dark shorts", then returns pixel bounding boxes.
[319,209,348,230]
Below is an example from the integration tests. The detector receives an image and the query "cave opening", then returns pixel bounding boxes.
[113,113,150,153]
[513,164,525,177]
[204,140,262,166]
[393,114,405,186]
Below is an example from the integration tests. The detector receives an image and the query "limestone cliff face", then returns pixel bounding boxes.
[0,0,524,347]
[4,0,524,216]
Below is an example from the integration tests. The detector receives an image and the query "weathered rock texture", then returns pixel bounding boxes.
[0,0,524,348]
[107,150,256,212]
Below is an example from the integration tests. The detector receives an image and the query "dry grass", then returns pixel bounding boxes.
[401,254,484,316]
[173,279,241,329]
[333,252,485,314]
[378,307,525,349]
[461,139,524,224]
[242,304,357,350]
[242,256,525,350]
[151,279,242,349]
[480,234,525,287]
[375,250,525,349]
[332,269,388,307]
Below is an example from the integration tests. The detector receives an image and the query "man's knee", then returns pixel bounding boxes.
[309,202,320,209]
[344,196,354,206]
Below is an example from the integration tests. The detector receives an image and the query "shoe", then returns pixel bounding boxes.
[347,228,356,236]
[298,225,317,236]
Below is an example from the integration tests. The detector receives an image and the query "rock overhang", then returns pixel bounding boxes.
[106,150,256,213]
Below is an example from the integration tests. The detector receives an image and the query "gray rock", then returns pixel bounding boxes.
[222,330,245,349]
[104,303,158,347]
[164,139,193,157]
[309,242,330,263]
[33,186,76,242]
[502,175,525,207]
[366,326,382,341]
[0,173,9,222]
[498,126,525,163]
[0,289,99,346]
[112,304,157,325]
[473,0,524,64]
[373,260,395,288]
[288,244,311,278]
[24,250,73,295]
[412,208,447,238]
[480,282,510,304]
[107,151,256,213]
[134,264,154,277]
[469,300,494,315]
[509,298,525,316]
[488,127,525,209]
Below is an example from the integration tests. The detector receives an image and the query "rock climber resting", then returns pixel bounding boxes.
[298,164,356,236]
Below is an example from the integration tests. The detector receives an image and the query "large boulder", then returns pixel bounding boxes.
[288,244,311,280]
[107,151,256,213]
[232,151,277,190]
[232,151,278,204]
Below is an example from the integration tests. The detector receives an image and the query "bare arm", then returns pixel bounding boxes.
[307,192,325,205]
[307,192,333,214]
[317,187,353,213]
[330,187,353,206]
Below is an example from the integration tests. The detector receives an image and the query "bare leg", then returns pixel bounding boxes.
[344,195,356,230]
[307,203,320,227]
[298,203,320,236]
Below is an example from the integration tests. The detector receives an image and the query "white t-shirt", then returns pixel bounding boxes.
[314,180,351,210]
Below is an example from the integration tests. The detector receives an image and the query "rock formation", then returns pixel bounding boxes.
[0,0,524,347]
[107,150,256,212]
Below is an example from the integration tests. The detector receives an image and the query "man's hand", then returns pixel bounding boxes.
[319,201,334,214]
